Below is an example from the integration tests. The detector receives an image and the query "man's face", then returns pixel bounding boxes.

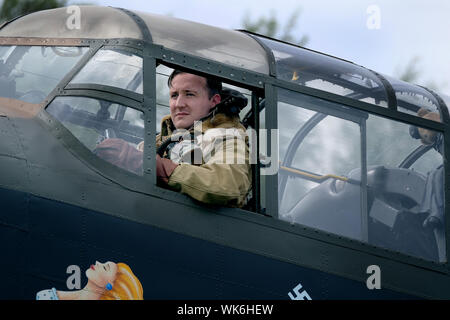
[169,73,221,129]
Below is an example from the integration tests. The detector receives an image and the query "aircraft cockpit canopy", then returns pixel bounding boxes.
[0,6,448,269]
[0,6,447,120]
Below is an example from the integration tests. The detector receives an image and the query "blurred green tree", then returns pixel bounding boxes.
[397,56,421,83]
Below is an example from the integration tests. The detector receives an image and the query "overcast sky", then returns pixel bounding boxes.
[88,0,450,95]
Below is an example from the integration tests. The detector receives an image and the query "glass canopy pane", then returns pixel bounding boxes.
[136,12,269,74]
[383,74,442,122]
[71,49,143,94]
[0,6,142,39]
[257,36,389,107]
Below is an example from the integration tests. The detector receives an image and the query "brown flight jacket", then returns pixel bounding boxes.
[157,113,252,208]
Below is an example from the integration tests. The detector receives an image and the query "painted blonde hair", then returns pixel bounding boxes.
[100,263,143,300]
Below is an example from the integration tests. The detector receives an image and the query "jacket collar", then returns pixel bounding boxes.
[159,113,245,139]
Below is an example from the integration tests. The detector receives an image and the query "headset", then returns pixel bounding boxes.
[156,88,248,158]
[409,124,443,155]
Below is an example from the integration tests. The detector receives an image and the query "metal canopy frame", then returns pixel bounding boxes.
[240,30,449,121]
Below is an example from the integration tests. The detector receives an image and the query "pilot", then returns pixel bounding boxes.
[410,108,444,227]
[95,70,251,208]
[408,107,445,261]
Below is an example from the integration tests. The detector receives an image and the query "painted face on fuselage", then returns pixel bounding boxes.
[85,261,118,288]
[169,73,221,129]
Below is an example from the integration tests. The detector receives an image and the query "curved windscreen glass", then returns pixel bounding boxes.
[70,49,143,94]
[0,45,88,104]
[135,11,269,75]
[437,92,450,116]
[382,74,441,122]
[257,36,389,107]
[0,6,142,39]
[46,96,144,175]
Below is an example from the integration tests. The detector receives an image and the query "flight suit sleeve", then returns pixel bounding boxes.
[166,135,251,207]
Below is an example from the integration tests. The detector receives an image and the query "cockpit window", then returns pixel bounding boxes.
[0,46,88,104]
[278,88,445,263]
[155,64,252,133]
[256,37,389,107]
[439,93,450,111]
[46,96,144,175]
[278,89,363,239]
[366,112,444,262]
[70,49,143,94]
[382,74,441,122]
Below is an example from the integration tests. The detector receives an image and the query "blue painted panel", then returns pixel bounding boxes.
[1,186,415,300]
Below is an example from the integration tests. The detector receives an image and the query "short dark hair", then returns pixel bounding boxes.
[167,69,222,99]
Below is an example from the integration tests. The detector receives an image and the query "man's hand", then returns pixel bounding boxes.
[94,138,143,174]
[156,154,178,184]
